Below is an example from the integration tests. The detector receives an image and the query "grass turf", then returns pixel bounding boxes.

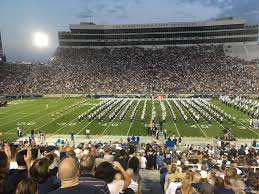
[0,97,258,142]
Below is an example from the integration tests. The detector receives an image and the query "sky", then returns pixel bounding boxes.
[0,0,259,62]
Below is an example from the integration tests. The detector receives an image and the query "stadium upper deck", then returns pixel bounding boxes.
[58,17,259,47]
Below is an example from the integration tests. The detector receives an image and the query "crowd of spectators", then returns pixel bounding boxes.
[0,45,258,95]
[0,138,258,194]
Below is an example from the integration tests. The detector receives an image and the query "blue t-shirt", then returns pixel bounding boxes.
[5,169,28,194]
[38,176,60,194]
[48,184,103,194]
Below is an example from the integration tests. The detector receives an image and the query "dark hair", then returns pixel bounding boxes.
[31,148,38,160]
[0,151,8,193]
[119,149,126,157]
[45,153,54,163]
[66,150,76,158]
[10,144,18,159]
[30,158,50,183]
[16,150,27,167]
[95,161,116,183]
[127,156,139,173]
[80,154,95,174]
[15,178,38,194]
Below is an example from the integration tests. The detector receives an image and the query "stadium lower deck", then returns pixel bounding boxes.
[0,97,258,142]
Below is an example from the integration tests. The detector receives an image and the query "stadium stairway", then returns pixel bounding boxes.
[224,43,259,60]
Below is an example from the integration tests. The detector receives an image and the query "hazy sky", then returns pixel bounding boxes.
[0,0,259,62]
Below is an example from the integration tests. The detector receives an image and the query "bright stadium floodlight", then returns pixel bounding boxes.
[33,32,49,48]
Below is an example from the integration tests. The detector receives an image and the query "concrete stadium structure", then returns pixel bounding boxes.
[58,17,259,60]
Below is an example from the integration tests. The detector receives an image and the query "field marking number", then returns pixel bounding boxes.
[17,122,36,126]
[56,122,77,126]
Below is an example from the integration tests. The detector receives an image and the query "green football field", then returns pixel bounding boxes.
[0,97,258,142]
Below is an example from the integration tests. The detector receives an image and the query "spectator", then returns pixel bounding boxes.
[126,168,140,194]
[164,164,177,191]
[15,178,38,194]
[48,157,102,194]
[138,153,147,169]
[30,157,59,194]
[156,152,165,169]
[103,146,114,163]
[0,46,258,94]
[214,176,234,194]
[127,156,141,188]
[5,148,31,194]
[95,161,131,194]
[0,150,8,194]
[79,154,110,194]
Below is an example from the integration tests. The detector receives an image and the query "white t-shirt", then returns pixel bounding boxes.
[108,180,124,194]
[128,179,138,192]
[9,161,18,169]
[139,156,147,169]
[166,182,181,194]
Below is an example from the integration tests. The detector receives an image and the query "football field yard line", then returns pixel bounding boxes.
[236,120,259,136]
[173,122,181,137]
[179,101,207,138]
[0,104,36,120]
[0,100,38,115]
[205,108,235,137]
[33,100,86,132]
[5,99,71,133]
[77,118,97,135]
[126,101,140,136]
[102,101,128,135]
[165,99,180,137]
[127,122,134,136]
[0,112,31,121]
[0,100,46,121]
[210,101,259,137]
[0,99,63,126]
[77,101,111,135]
[53,102,92,134]
[0,102,56,128]
[233,114,259,136]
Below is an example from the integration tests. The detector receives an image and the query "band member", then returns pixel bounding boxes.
[86,128,90,138]
[223,128,229,141]
[71,131,74,141]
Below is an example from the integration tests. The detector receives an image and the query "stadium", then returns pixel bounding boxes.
[0,17,258,142]
[0,9,259,194]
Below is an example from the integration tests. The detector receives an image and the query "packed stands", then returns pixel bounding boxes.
[0,137,258,194]
[0,45,258,95]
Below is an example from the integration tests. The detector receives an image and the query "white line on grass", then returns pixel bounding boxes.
[5,99,73,133]
[52,102,90,134]
[127,122,134,136]
[194,100,234,137]
[173,123,181,137]
[76,118,97,135]
[77,101,116,135]
[166,99,180,137]
[102,101,128,135]
[0,101,37,115]
[208,101,259,137]
[236,120,259,136]
[179,100,208,138]
[1,99,65,128]
[1,108,50,128]
[126,101,140,136]
[34,101,86,133]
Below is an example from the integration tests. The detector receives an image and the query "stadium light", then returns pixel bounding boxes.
[33,32,49,48]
